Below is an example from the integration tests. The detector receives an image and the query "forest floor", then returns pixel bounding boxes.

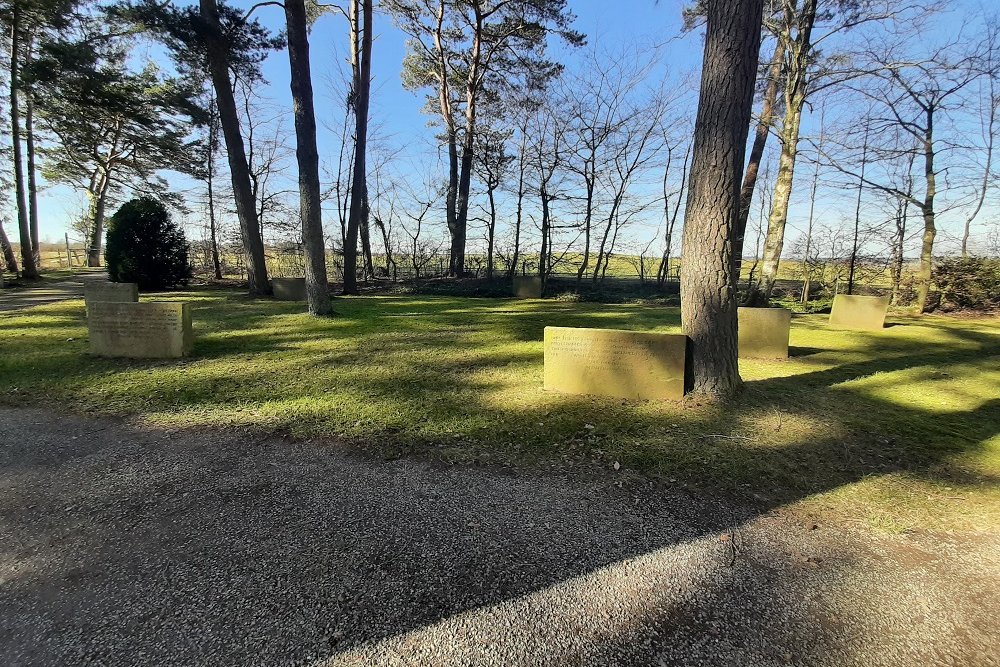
[1,282,997,533]
[1,406,998,666]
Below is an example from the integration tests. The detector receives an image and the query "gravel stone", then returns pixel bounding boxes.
[0,407,997,666]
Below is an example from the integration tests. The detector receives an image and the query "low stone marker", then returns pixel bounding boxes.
[272,277,307,301]
[544,326,686,401]
[512,275,543,299]
[738,307,791,359]
[84,281,138,313]
[88,301,193,358]
[829,294,889,331]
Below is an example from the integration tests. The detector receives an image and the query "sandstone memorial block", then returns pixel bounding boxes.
[738,307,791,359]
[829,294,889,331]
[87,301,193,358]
[544,326,686,401]
[84,281,138,312]
[272,277,307,301]
[512,275,543,299]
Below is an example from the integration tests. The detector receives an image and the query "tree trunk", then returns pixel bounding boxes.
[207,101,223,280]
[915,108,936,314]
[486,186,496,279]
[0,220,18,274]
[753,104,802,303]
[344,0,372,295]
[450,12,482,278]
[200,0,270,295]
[284,0,331,315]
[576,166,594,284]
[509,134,526,279]
[846,123,870,295]
[890,196,907,305]
[87,175,111,267]
[733,36,785,272]
[24,32,40,266]
[679,0,763,399]
[749,0,816,304]
[8,6,38,279]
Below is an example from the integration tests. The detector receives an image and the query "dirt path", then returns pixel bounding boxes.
[0,270,107,312]
[0,407,997,666]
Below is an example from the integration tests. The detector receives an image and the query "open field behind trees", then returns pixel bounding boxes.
[16,241,922,302]
[1,285,996,532]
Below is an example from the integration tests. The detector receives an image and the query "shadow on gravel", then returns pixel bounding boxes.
[0,297,998,664]
[0,392,997,665]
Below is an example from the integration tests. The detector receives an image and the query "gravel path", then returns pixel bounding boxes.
[0,271,106,312]
[1,407,997,666]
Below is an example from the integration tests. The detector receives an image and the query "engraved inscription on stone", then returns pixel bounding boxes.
[544,326,685,401]
[829,294,889,331]
[88,301,193,358]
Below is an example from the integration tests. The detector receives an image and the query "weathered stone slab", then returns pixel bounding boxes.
[738,307,791,359]
[272,277,307,301]
[829,294,889,331]
[512,275,543,299]
[543,326,686,401]
[88,301,193,358]
[84,281,138,312]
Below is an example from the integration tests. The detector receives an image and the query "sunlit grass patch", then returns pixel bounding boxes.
[1,288,998,531]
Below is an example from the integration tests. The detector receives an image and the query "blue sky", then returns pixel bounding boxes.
[27,0,999,259]
[33,0,693,243]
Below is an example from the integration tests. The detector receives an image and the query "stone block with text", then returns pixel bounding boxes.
[829,294,889,331]
[512,275,543,299]
[738,307,791,359]
[272,277,307,301]
[83,281,138,313]
[87,301,193,358]
[543,326,686,401]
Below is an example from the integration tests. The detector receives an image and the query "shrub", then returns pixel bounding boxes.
[105,197,191,290]
[932,256,1000,311]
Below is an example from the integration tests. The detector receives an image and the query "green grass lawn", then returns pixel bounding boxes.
[1,287,997,532]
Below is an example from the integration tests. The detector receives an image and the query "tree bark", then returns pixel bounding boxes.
[486,186,496,278]
[915,105,936,314]
[344,0,373,294]
[207,99,223,280]
[733,37,785,272]
[450,8,483,278]
[87,174,111,267]
[200,0,271,295]
[750,0,817,304]
[8,5,38,279]
[284,0,332,315]
[679,0,763,399]
[24,31,40,266]
[0,220,18,274]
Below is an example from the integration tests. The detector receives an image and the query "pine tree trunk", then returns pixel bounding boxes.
[285,0,332,315]
[486,186,496,279]
[679,0,763,399]
[24,32,40,266]
[344,0,372,295]
[0,220,18,274]
[200,0,271,296]
[8,6,38,279]
[207,105,223,280]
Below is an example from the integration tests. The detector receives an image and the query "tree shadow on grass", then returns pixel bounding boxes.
[0,291,998,664]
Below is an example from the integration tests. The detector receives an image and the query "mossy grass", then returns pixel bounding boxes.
[2,286,997,531]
